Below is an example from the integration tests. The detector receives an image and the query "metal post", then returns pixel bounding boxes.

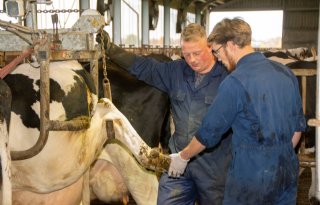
[10,39,50,160]
[79,0,90,14]
[20,1,37,31]
[163,0,170,47]
[195,2,201,24]
[31,2,38,32]
[315,1,320,200]
[113,0,121,45]
[141,0,149,46]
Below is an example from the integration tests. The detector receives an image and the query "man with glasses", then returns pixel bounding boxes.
[98,23,232,205]
[212,44,224,58]
[169,18,305,204]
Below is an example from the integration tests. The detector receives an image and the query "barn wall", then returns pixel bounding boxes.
[211,0,319,49]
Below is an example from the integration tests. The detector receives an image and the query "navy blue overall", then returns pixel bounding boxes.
[196,52,306,205]
[130,57,232,205]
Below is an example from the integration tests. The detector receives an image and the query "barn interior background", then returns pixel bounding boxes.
[0,0,319,205]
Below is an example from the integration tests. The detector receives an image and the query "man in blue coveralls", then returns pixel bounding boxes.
[168,18,306,204]
[99,23,232,204]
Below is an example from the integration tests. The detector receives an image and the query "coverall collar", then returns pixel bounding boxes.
[185,61,226,91]
[236,52,266,70]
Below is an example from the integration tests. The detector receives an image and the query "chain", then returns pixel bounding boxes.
[100,28,107,81]
[37,9,82,13]
[0,9,81,14]
[99,27,112,101]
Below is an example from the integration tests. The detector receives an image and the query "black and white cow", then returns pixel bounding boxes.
[88,53,172,149]
[87,53,173,204]
[2,60,169,205]
[263,47,312,62]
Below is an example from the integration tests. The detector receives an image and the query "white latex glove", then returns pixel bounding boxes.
[168,152,189,178]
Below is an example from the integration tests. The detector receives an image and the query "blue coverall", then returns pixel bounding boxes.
[129,57,232,204]
[196,52,306,205]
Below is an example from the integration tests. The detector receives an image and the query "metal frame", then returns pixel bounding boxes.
[0,1,104,160]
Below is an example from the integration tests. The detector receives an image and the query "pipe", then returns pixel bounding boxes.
[11,52,90,160]
[163,0,170,47]
[113,0,121,45]
[0,47,33,79]
[11,57,50,160]
[141,0,149,45]
[30,1,38,32]
[10,41,91,160]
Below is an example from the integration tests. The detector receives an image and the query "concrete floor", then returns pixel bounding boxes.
[297,167,312,205]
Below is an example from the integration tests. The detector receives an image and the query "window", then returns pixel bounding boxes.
[186,12,195,24]
[169,9,196,47]
[170,8,180,46]
[121,0,141,47]
[0,2,18,27]
[37,0,80,29]
[209,10,283,48]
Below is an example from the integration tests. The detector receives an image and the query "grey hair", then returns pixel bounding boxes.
[181,23,207,42]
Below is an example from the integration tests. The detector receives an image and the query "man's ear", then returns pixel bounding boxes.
[226,41,232,48]
[226,41,237,52]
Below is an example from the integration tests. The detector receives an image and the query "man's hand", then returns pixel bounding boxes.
[168,152,189,178]
[96,30,112,55]
[96,30,135,71]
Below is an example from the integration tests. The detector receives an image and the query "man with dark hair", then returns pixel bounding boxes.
[169,18,306,204]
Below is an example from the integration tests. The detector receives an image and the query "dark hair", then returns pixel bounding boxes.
[208,17,252,48]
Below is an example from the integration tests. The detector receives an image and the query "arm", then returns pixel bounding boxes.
[168,77,240,177]
[97,31,175,93]
[292,131,301,148]
[290,69,306,147]
[168,137,205,177]
[97,31,136,71]
[180,137,205,160]
[107,44,137,71]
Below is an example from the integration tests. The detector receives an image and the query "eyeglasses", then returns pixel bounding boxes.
[212,45,224,58]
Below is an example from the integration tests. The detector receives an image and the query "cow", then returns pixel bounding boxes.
[263,47,312,61]
[86,53,172,150]
[92,142,159,205]
[86,53,173,204]
[0,79,12,205]
[1,60,169,205]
